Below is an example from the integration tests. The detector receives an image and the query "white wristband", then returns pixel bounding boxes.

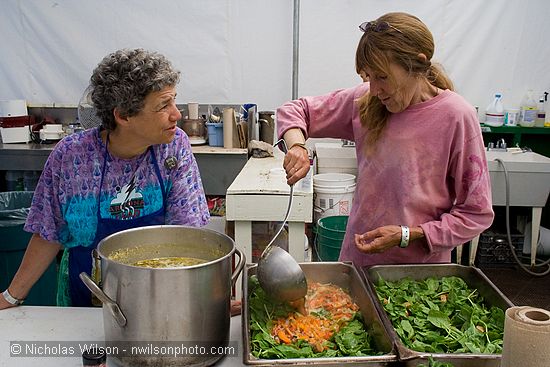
[2,289,24,305]
[400,226,410,248]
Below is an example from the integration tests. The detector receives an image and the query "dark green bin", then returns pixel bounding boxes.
[0,191,57,306]
[315,215,349,261]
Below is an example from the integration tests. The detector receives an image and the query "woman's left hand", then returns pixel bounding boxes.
[354,225,402,253]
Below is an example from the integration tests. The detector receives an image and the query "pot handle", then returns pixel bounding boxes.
[79,272,127,327]
[231,248,246,286]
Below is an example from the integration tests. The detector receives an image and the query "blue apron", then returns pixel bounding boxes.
[68,136,167,306]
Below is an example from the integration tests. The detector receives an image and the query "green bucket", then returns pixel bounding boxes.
[315,215,349,261]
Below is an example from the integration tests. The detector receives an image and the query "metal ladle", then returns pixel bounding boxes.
[256,140,307,302]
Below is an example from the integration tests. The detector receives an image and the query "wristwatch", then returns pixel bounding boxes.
[399,226,410,248]
[2,289,24,305]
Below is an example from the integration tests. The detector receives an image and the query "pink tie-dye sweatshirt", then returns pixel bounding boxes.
[277,83,494,267]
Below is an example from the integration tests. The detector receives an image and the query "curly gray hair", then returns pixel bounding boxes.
[89,48,180,131]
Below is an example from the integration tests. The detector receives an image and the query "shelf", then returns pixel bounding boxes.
[480,125,550,134]
[480,124,550,158]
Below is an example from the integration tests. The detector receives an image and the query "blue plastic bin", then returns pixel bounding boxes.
[206,122,224,147]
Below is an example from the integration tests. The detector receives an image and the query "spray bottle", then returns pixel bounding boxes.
[544,92,550,127]
[536,95,546,127]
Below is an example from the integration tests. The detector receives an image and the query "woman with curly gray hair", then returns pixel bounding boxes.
[1,49,212,309]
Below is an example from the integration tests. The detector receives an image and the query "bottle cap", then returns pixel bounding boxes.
[82,348,106,365]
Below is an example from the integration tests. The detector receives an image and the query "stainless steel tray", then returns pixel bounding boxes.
[362,264,514,367]
[242,262,398,366]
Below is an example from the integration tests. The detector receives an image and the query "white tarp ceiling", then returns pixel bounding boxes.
[0,0,549,113]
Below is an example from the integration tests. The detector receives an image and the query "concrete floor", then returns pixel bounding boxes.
[480,265,550,311]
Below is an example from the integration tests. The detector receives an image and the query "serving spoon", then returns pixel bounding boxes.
[256,140,307,303]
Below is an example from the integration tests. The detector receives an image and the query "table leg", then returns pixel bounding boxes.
[234,220,252,299]
[531,207,543,267]
[288,222,305,262]
[455,244,463,265]
[469,235,480,266]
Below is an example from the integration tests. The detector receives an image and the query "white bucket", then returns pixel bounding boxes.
[313,173,356,222]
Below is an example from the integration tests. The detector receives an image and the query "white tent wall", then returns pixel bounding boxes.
[299,0,550,112]
[0,0,549,113]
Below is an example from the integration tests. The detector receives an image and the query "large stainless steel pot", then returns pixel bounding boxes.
[80,225,245,367]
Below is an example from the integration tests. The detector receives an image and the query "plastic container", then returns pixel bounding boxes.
[0,191,57,306]
[314,215,349,261]
[484,93,505,127]
[519,90,537,127]
[313,173,356,223]
[206,122,223,147]
[536,97,546,127]
[504,108,520,127]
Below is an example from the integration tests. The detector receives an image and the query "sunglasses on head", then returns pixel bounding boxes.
[359,21,403,34]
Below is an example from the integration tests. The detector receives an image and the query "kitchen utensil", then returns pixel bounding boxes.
[258,110,275,145]
[247,104,259,142]
[256,140,307,302]
[79,225,245,367]
[178,117,207,145]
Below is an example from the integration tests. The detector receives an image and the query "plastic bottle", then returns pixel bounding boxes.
[484,93,505,127]
[536,97,546,127]
[519,90,537,127]
[504,108,520,126]
[543,91,550,127]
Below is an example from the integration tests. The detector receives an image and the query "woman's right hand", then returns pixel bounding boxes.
[283,144,310,185]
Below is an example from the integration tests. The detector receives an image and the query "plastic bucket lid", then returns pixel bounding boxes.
[313,183,356,194]
[313,173,355,187]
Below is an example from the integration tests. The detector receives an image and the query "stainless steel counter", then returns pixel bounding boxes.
[0,143,247,196]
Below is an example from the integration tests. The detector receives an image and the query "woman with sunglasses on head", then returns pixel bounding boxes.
[277,12,493,267]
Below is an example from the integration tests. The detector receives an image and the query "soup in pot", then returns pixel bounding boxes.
[132,256,207,268]
[108,246,208,268]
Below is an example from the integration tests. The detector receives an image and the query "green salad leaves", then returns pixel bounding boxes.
[374,276,505,354]
[248,275,381,359]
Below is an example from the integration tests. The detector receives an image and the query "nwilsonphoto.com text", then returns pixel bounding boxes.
[10,341,238,358]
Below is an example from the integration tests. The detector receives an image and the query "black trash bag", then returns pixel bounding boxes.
[0,191,33,227]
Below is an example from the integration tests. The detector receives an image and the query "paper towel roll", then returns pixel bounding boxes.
[223,107,235,149]
[501,306,550,367]
[188,102,199,120]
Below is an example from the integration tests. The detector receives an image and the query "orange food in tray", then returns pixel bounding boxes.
[270,282,359,352]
